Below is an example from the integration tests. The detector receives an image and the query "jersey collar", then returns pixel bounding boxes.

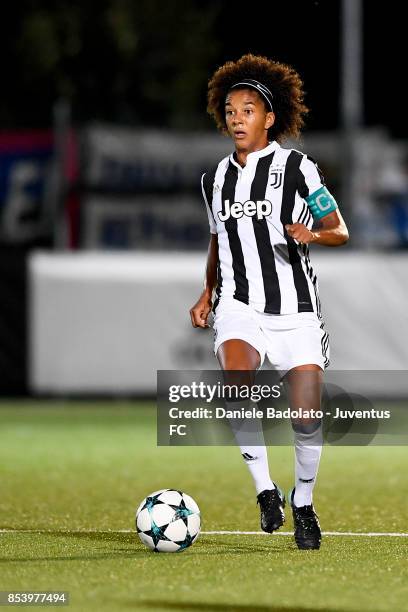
[230,140,280,169]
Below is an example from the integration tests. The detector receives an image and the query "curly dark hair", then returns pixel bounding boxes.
[207,53,309,143]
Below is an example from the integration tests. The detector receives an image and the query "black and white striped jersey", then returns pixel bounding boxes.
[201,140,335,317]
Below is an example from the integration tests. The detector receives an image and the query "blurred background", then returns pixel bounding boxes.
[1,0,407,397]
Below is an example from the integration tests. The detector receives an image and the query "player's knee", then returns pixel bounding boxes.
[217,340,261,372]
[222,359,255,371]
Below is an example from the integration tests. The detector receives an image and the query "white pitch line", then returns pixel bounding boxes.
[0,529,407,537]
[201,531,408,537]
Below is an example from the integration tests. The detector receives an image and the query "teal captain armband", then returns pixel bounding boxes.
[305,186,338,220]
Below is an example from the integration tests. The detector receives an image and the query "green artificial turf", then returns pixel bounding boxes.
[0,402,407,611]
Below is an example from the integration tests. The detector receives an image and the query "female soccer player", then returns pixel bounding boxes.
[189,54,349,549]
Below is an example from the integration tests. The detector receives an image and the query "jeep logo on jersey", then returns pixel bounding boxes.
[218,199,272,222]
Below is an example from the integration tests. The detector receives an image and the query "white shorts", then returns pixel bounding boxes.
[212,297,330,373]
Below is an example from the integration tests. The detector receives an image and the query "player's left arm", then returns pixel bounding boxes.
[285,156,349,246]
[285,208,349,246]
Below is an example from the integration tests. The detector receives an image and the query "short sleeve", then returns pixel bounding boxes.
[298,155,326,198]
[298,155,338,220]
[201,173,217,235]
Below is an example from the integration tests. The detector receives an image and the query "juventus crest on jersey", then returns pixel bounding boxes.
[201,140,337,317]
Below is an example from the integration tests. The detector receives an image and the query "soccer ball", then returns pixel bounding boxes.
[136,489,201,552]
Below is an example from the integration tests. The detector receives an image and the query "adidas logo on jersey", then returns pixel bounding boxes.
[218,199,272,222]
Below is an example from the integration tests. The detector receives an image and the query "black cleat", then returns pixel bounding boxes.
[290,488,322,550]
[257,484,286,533]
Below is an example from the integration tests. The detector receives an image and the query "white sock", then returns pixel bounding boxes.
[227,402,274,495]
[293,422,323,507]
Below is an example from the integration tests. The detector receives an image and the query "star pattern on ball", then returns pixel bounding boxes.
[139,491,167,513]
[175,532,196,551]
[142,519,172,547]
[168,498,194,527]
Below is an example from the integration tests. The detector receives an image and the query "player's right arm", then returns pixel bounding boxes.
[189,233,218,328]
[190,171,219,328]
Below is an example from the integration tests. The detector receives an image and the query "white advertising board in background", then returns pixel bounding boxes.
[29,252,408,395]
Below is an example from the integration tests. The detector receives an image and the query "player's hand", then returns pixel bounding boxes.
[285,223,315,244]
[189,293,212,328]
